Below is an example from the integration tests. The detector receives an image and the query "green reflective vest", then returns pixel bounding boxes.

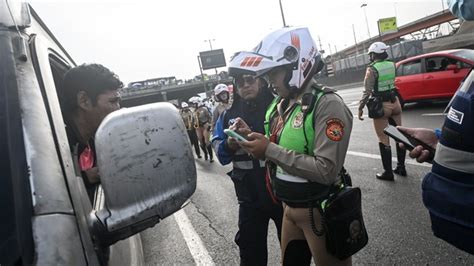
[264,88,325,156]
[371,60,396,92]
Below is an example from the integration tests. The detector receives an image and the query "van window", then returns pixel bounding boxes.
[398,59,421,76]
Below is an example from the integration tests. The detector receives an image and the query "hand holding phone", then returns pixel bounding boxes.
[383,125,436,163]
[224,129,248,142]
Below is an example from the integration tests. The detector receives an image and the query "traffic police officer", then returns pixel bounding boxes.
[211,74,283,265]
[358,42,406,181]
[211,83,231,132]
[180,102,201,159]
[230,27,353,265]
[398,0,474,254]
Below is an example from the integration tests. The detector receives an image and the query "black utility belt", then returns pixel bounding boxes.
[272,177,332,207]
[374,90,396,102]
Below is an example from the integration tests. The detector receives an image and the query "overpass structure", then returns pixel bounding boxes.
[332,9,458,59]
[120,77,232,107]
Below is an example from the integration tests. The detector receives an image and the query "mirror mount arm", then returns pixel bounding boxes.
[89,209,161,247]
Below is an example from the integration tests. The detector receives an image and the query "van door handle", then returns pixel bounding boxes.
[426,75,434,79]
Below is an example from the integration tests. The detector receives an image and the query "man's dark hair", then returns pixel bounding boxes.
[62,63,123,115]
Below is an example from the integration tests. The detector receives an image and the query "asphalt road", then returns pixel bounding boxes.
[141,84,474,265]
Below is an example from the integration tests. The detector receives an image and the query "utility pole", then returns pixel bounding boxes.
[352,24,359,55]
[318,35,324,53]
[279,0,287,27]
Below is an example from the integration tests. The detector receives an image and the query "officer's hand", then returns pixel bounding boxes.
[397,126,438,163]
[226,137,240,151]
[230,117,251,136]
[358,109,364,121]
[238,132,269,160]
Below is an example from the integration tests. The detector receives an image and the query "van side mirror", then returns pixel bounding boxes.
[90,103,196,246]
[446,64,459,73]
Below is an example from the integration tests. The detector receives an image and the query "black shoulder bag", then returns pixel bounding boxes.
[367,96,384,118]
[311,169,369,260]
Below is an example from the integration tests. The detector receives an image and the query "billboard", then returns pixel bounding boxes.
[378,17,398,35]
[199,49,226,70]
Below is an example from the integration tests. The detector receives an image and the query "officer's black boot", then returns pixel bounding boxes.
[201,143,208,161]
[376,142,394,181]
[207,144,214,163]
[194,142,202,159]
[393,143,407,176]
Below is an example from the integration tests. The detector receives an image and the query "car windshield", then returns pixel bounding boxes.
[452,50,474,62]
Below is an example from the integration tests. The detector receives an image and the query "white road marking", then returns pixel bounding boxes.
[347,151,431,168]
[421,113,445,116]
[174,209,215,266]
[347,100,360,107]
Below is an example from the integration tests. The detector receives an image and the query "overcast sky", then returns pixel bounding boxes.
[30,0,447,84]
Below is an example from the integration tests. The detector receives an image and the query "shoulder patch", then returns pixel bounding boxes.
[325,118,344,141]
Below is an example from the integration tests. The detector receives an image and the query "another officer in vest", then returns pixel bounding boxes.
[211,74,283,265]
[358,42,406,181]
[396,0,474,254]
[230,27,353,265]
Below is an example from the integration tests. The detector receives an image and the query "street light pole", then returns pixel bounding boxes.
[279,0,287,27]
[361,3,371,40]
[352,24,359,55]
[205,39,214,50]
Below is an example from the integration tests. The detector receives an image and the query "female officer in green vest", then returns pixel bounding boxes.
[228,27,353,265]
[358,42,406,181]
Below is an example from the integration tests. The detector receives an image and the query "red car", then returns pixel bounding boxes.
[395,49,474,106]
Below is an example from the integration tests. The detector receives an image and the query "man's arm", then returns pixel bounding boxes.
[359,67,376,111]
[211,112,236,165]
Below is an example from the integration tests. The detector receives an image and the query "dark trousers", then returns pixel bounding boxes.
[187,129,200,156]
[235,202,283,266]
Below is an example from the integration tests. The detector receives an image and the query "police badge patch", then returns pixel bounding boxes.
[293,112,304,128]
[326,118,344,141]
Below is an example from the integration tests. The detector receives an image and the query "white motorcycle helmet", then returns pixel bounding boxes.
[214,83,230,102]
[368,42,389,55]
[228,27,324,92]
[188,96,200,105]
[214,83,229,95]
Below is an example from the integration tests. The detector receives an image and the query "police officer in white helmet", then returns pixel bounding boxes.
[358,41,406,181]
[211,83,231,131]
[229,27,354,265]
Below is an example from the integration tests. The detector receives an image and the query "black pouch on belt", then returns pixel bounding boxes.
[322,187,368,260]
[367,96,384,118]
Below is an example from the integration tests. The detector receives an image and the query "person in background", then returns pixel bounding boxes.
[358,41,406,181]
[189,96,214,162]
[211,83,231,132]
[62,63,122,201]
[180,101,201,159]
[211,73,282,265]
[229,27,353,265]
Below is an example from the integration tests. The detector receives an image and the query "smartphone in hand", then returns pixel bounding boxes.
[383,125,436,162]
[224,129,248,142]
